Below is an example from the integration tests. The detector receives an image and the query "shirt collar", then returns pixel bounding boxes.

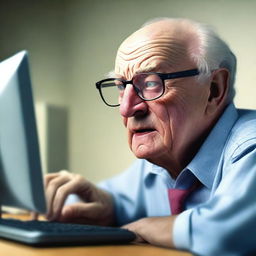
[187,103,238,189]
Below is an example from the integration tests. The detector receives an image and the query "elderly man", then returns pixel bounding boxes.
[44,18,256,255]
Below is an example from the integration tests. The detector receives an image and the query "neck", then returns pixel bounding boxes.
[148,120,216,179]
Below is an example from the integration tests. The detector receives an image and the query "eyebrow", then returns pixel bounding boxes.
[135,65,160,74]
[107,64,161,79]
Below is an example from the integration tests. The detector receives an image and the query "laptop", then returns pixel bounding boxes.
[0,51,135,246]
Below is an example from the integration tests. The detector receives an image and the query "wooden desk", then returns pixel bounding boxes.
[0,214,191,256]
[0,240,191,256]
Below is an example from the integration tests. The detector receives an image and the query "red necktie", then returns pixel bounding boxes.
[168,181,200,215]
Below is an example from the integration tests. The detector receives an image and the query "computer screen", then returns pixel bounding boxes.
[0,51,46,213]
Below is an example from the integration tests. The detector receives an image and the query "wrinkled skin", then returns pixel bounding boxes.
[116,20,225,177]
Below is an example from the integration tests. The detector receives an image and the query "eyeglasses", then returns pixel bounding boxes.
[95,69,200,107]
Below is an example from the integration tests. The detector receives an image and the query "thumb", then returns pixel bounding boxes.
[60,202,101,223]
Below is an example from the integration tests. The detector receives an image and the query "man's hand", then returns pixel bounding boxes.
[41,170,115,226]
[122,216,177,248]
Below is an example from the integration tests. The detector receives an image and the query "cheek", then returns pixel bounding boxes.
[149,103,174,142]
[152,93,191,141]
[160,87,197,119]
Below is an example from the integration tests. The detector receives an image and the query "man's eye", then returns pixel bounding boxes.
[145,81,159,88]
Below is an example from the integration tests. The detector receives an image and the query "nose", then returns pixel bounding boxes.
[119,84,148,118]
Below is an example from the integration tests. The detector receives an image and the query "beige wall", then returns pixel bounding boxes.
[1,0,256,183]
[0,1,70,105]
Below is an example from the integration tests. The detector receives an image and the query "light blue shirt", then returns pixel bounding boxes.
[99,103,256,256]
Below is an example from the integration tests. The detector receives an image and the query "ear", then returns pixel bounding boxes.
[205,68,230,115]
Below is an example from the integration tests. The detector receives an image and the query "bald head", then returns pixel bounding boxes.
[122,19,199,47]
[115,19,200,79]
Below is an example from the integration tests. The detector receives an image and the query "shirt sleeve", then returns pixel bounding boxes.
[173,146,256,256]
[98,159,147,226]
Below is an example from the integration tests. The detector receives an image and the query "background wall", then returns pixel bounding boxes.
[0,0,256,183]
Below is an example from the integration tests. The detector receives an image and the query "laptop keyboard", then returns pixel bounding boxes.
[0,218,136,245]
[0,218,119,233]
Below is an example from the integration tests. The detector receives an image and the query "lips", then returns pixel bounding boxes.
[135,128,155,133]
[132,126,156,136]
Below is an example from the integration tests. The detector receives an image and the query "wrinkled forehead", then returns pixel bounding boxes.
[115,21,195,79]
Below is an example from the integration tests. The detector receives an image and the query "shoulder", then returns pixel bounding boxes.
[225,108,256,162]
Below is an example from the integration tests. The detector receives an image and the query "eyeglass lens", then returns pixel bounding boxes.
[100,73,164,106]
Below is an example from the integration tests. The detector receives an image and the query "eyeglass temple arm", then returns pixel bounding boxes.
[96,82,116,89]
[163,69,199,79]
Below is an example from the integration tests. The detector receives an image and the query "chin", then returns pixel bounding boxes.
[132,145,158,160]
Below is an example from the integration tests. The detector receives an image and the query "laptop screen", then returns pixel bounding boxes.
[0,51,46,213]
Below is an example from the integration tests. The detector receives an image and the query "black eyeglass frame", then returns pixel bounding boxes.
[95,68,200,107]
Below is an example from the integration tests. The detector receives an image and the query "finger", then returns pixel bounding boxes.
[59,202,104,224]
[47,177,85,220]
[121,223,146,243]
[122,228,145,243]
[45,174,73,219]
[44,173,59,187]
[44,170,70,187]
[50,177,92,220]
[132,234,145,244]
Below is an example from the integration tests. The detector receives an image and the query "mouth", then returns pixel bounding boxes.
[135,128,155,133]
[133,128,156,136]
